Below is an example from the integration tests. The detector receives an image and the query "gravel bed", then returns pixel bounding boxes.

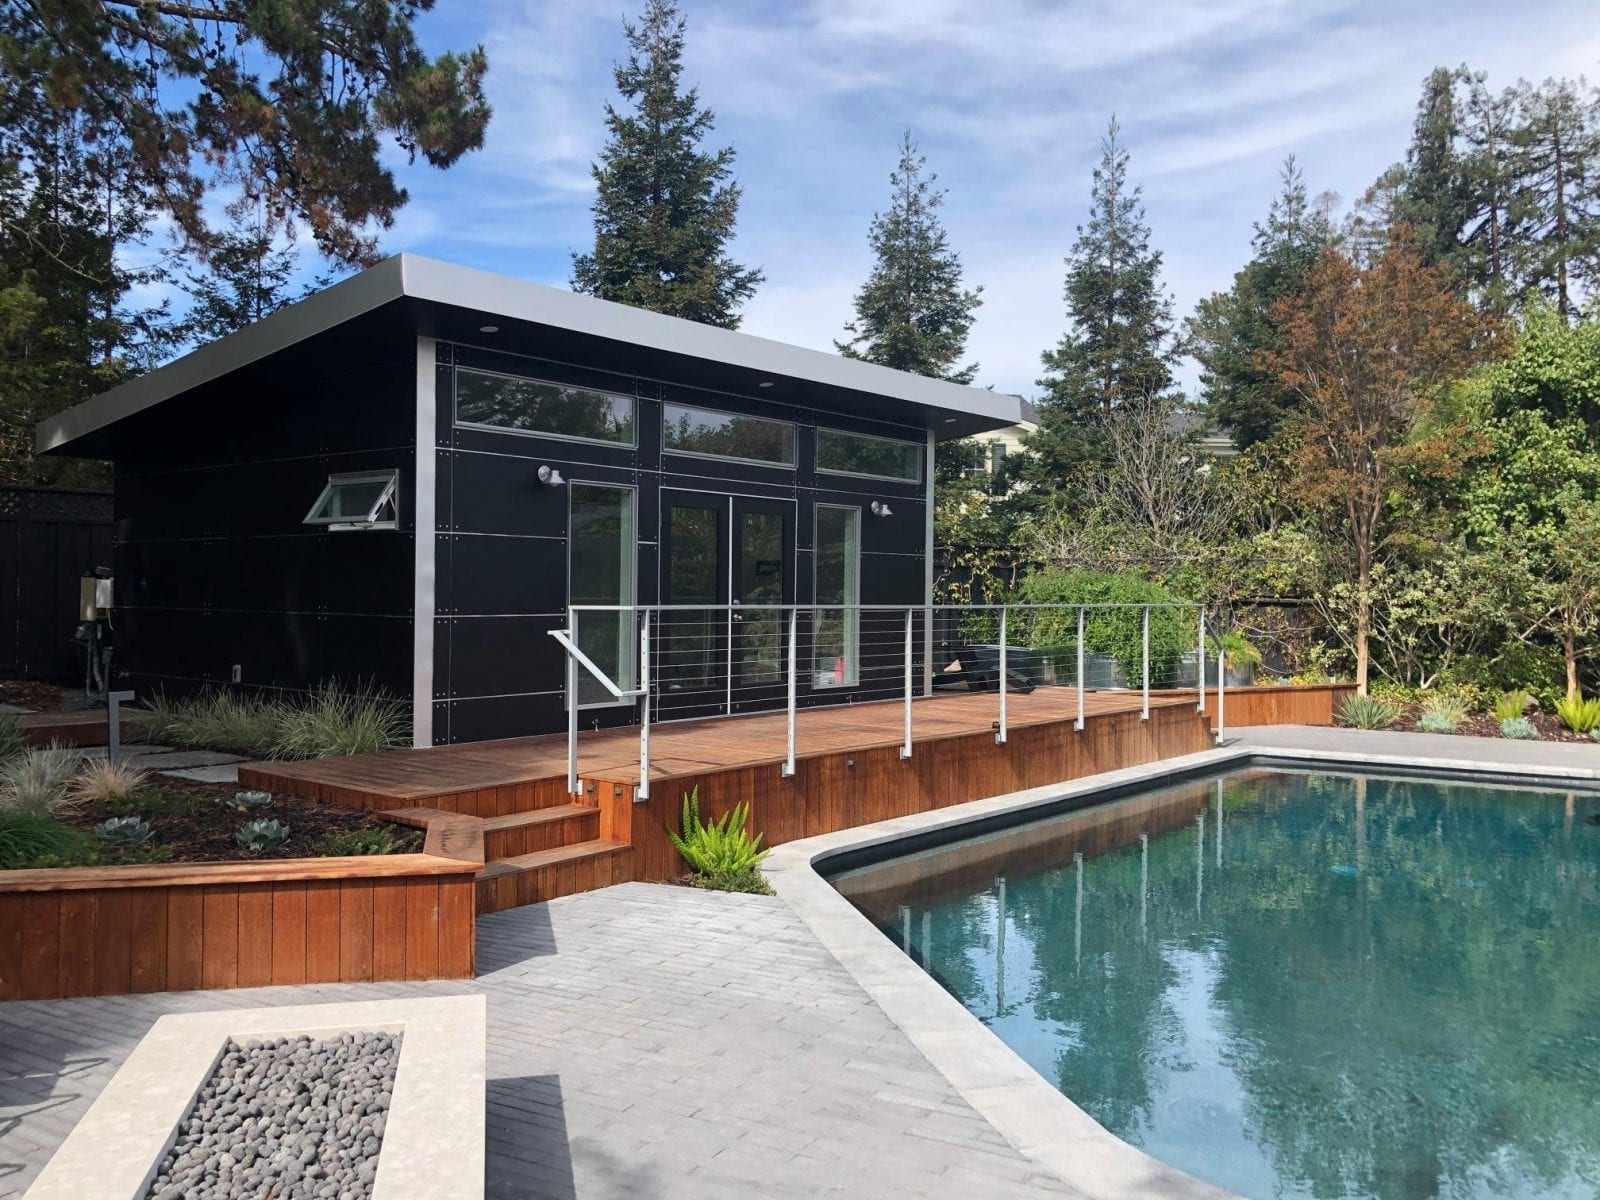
[144,1031,401,1200]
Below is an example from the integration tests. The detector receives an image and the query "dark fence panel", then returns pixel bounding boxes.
[0,486,114,682]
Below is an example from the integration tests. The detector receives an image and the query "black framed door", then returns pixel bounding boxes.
[658,492,794,720]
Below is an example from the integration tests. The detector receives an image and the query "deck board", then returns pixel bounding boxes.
[249,689,1195,803]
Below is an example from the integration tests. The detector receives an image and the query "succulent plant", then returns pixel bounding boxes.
[235,818,291,853]
[1499,716,1539,740]
[94,815,153,847]
[228,789,274,811]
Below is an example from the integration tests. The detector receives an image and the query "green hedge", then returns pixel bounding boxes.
[1005,570,1193,683]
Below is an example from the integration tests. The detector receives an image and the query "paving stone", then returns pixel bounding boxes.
[0,883,1078,1199]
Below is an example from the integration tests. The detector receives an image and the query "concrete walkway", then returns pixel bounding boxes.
[1230,723,1600,778]
[0,884,1077,1200]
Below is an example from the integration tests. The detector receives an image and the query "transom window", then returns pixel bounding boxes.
[303,470,399,530]
[456,366,635,445]
[663,401,795,467]
[816,428,922,483]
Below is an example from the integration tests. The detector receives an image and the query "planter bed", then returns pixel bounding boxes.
[1388,706,1597,744]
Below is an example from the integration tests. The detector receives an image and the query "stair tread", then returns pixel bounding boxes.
[479,839,628,877]
[481,803,596,832]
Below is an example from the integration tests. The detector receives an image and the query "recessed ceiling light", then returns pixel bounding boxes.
[943,417,956,423]
[758,380,774,388]
[478,324,499,334]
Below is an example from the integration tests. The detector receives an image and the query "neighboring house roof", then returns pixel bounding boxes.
[38,254,1023,456]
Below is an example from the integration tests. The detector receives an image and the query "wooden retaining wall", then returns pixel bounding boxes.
[1182,682,1356,731]
[0,814,482,1001]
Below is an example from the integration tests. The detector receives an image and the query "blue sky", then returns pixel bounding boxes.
[374,0,1598,398]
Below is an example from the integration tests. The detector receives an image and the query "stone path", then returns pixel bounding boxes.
[1231,723,1600,776]
[0,884,1077,1199]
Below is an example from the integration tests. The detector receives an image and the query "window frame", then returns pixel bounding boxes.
[812,503,862,690]
[814,426,924,484]
[661,400,797,469]
[302,469,400,531]
[453,365,638,448]
[567,480,640,711]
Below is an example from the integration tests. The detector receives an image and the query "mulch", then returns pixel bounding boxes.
[1391,705,1595,744]
[0,680,63,712]
[63,776,423,865]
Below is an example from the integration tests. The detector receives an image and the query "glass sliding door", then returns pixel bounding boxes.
[569,483,636,706]
[813,505,861,688]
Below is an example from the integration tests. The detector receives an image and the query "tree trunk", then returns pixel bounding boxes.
[1563,631,1578,703]
[1355,598,1371,695]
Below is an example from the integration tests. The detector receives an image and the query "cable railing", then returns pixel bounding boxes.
[552,603,1229,798]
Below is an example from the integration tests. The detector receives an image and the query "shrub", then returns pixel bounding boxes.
[667,788,768,880]
[1418,712,1458,734]
[1008,570,1191,683]
[1499,716,1539,740]
[1337,694,1403,730]
[690,869,774,896]
[1420,693,1471,726]
[102,786,203,819]
[0,715,22,762]
[1592,729,1600,744]
[1493,690,1532,722]
[313,826,419,856]
[273,682,408,759]
[94,815,153,847]
[1553,695,1600,734]
[0,746,83,815]
[0,812,94,869]
[236,818,291,853]
[70,759,149,804]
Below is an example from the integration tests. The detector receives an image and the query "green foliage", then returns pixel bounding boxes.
[570,0,761,327]
[236,819,292,854]
[1420,693,1472,726]
[1418,712,1458,734]
[228,790,275,812]
[666,788,768,879]
[1338,694,1404,730]
[1211,631,1265,671]
[1499,716,1539,740]
[838,132,982,383]
[94,815,152,848]
[1592,729,1600,744]
[141,683,408,760]
[0,715,22,762]
[0,812,94,869]
[689,869,774,896]
[0,746,83,815]
[312,826,419,857]
[101,786,203,820]
[1493,690,1532,722]
[1007,570,1190,682]
[1553,695,1600,733]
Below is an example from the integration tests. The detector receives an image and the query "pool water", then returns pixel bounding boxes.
[833,770,1600,1199]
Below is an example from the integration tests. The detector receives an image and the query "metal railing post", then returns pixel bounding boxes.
[1196,606,1207,713]
[566,619,579,796]
[1141,604,1151,721]
[901,607,914,760]
[1216,645,1227,743]
[783,608,798,778]
[637,610,651,800]
[1075,605,1086,731]
[997,606,1008,745]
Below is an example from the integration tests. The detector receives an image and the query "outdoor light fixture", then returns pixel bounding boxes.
[478,324,499,334]
[758,380,774,388]
[537,464,566,487]
[870,500,893,517]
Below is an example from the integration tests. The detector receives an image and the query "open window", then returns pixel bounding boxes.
[303,470,399,531]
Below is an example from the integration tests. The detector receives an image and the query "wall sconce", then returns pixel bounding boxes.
[870,500,893,517]
[537,465,566,487]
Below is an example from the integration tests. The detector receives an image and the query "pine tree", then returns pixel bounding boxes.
[1186,156,1334,446]
[1509,77,1600,318]
[837,132,982,383]
[1028,118,1175,488]
[1399,67,1475,271]
[1457,69,1519,306]
[179,199,326,344]
[571,0,762,328]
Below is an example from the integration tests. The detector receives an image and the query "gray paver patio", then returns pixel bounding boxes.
[1231,723,1600,775]
[0,883,1079,1199]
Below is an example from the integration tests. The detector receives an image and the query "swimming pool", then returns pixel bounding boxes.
[830,768,1600,1199]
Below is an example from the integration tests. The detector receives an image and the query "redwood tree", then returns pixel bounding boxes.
[1266,231,1499,692]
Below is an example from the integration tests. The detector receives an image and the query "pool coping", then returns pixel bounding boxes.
[762,739,1600,1200]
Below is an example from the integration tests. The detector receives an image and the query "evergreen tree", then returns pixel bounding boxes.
[1457,69,1519,306]
[179,199,327,344]
[837,132,982,383]
[2,1,490,267]
[571,0,762,328]
[1186,156,1333,447]
[1028,118,1175,489]
[1509,77,1600,318]
[1399,67,1475,271]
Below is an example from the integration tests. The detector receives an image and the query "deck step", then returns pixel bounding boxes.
[481,804,599,858]
[475,839,631,914]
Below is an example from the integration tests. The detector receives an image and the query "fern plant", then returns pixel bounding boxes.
[1553,695,1600,734]
[1499,716,1539,740]
[1337,694,1403,731]
[1493,690,1532,722]
[666,788,768,879]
